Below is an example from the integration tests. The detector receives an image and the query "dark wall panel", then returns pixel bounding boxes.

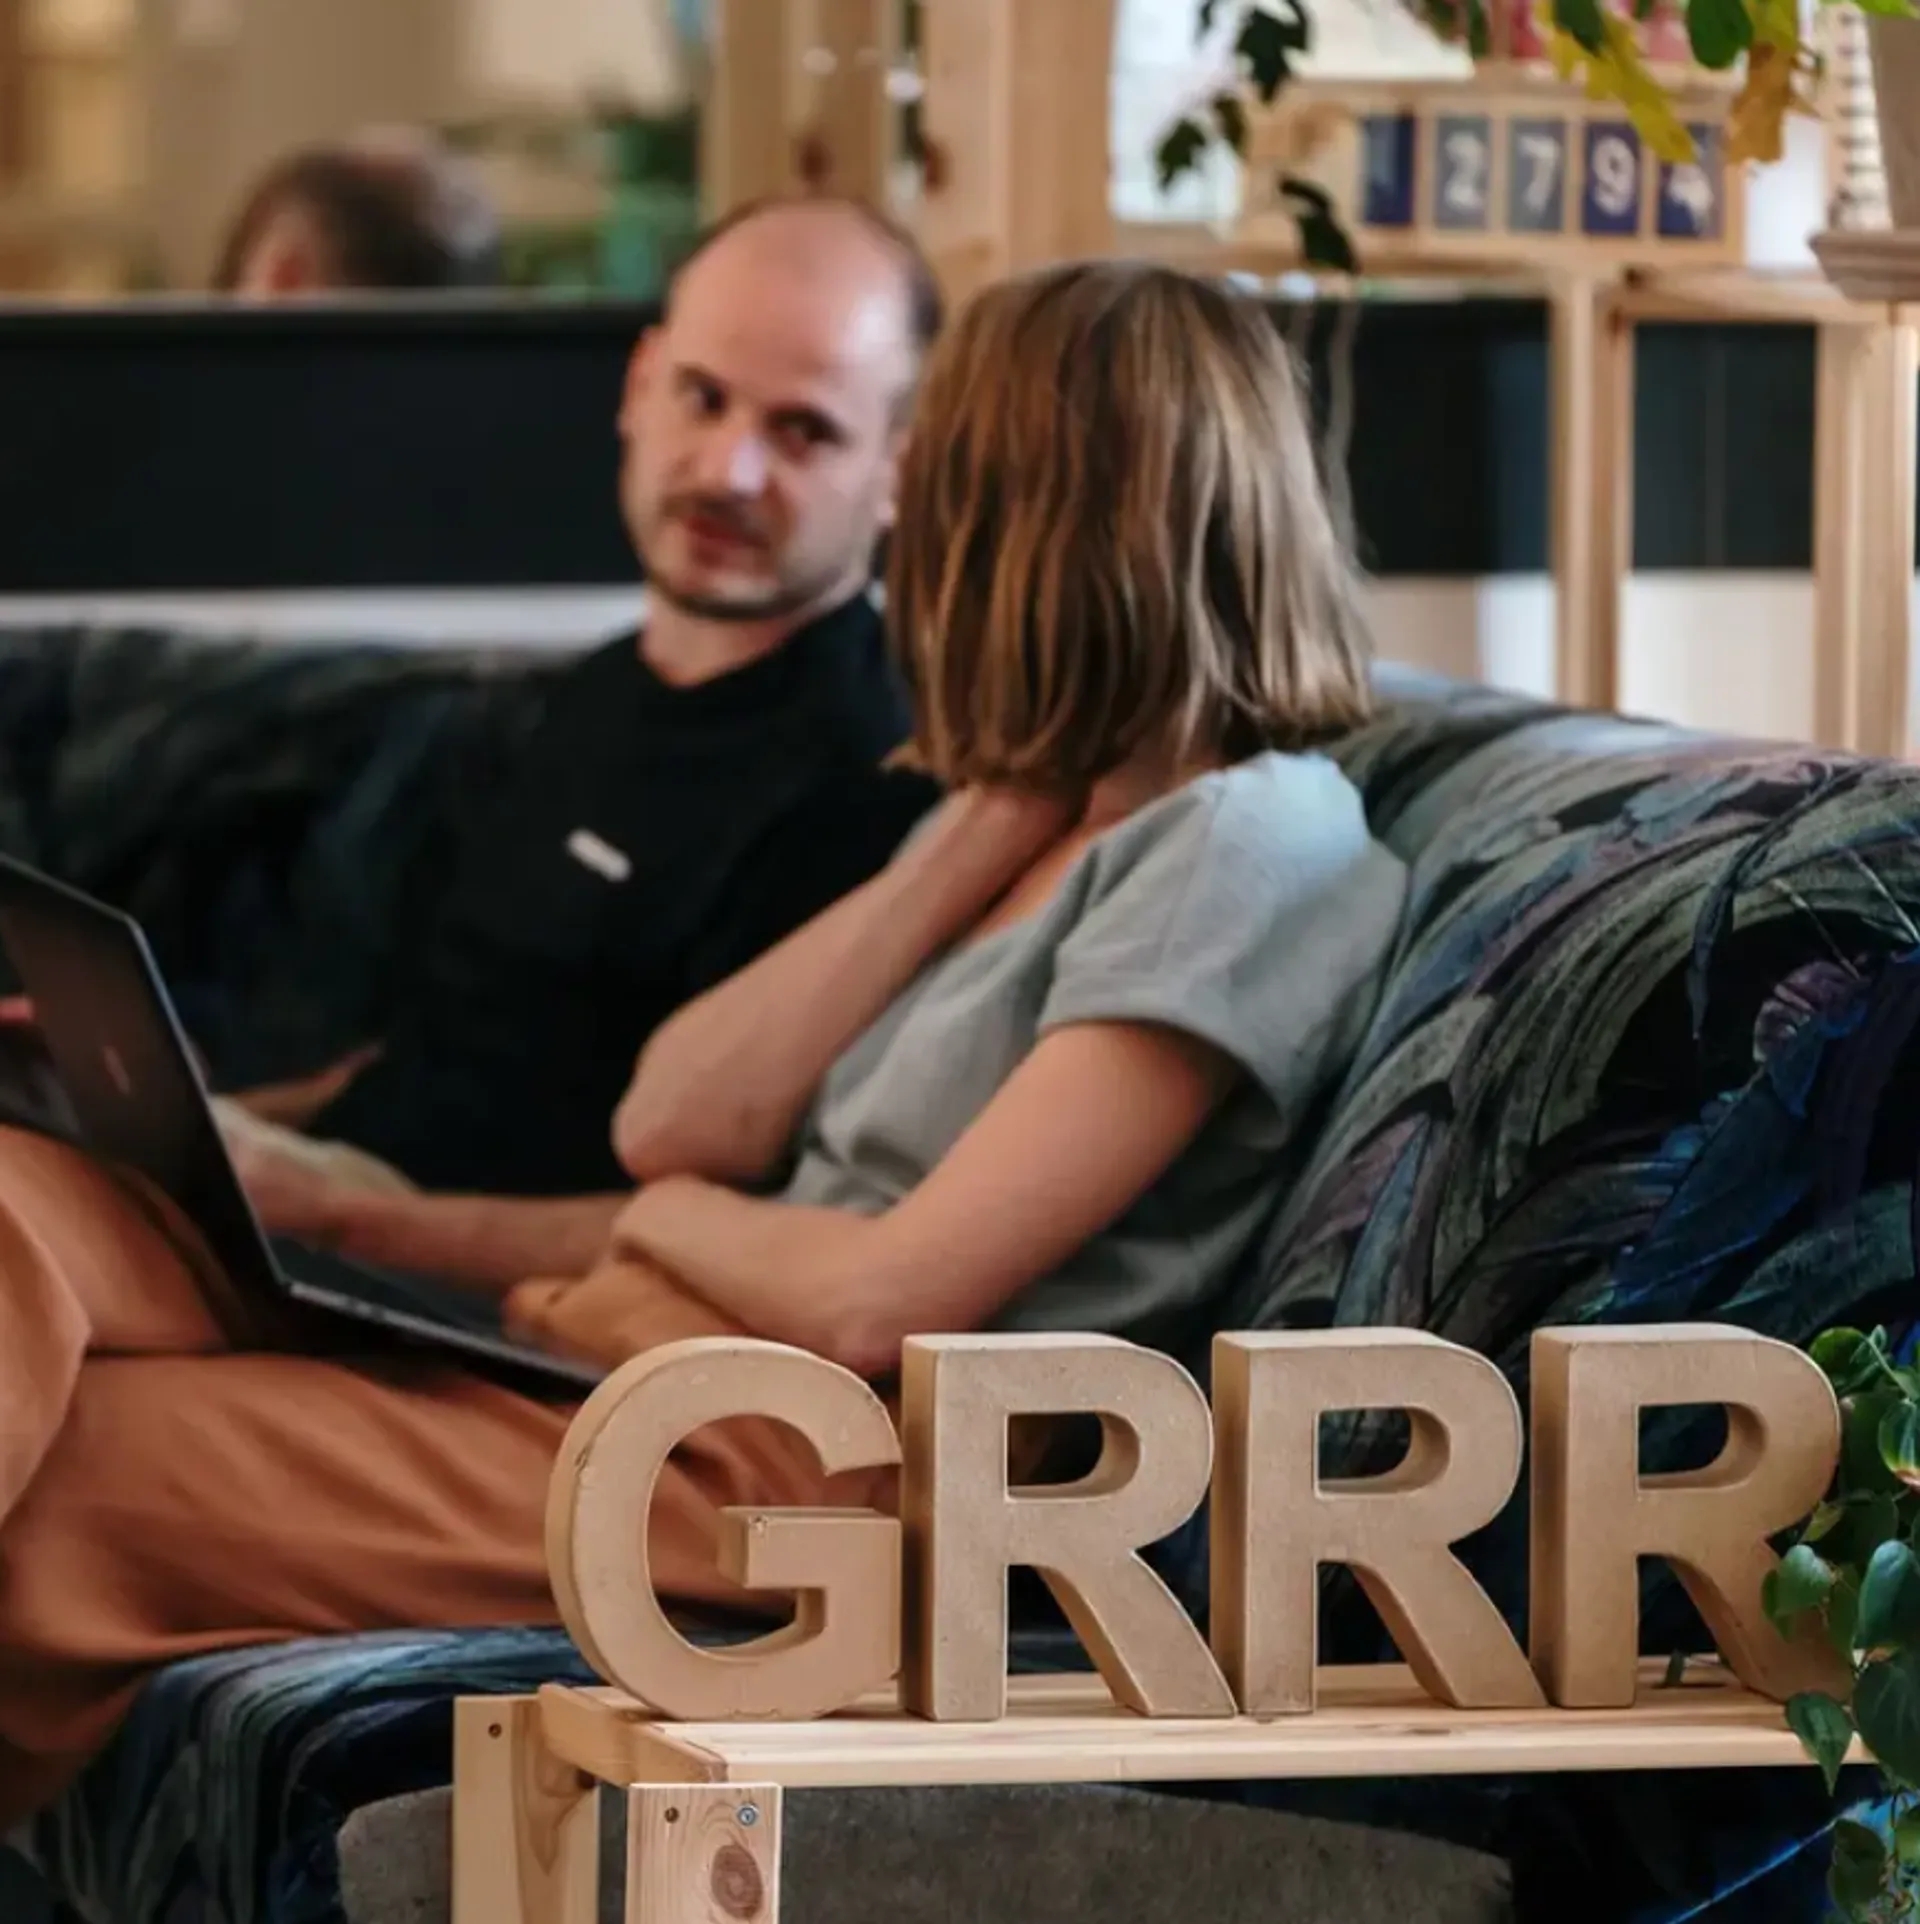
[0,294,1892,593]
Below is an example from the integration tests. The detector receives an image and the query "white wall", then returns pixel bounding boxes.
[0,573,1902,749]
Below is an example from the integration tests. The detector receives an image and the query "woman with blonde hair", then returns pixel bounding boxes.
[0,259,1403,1823]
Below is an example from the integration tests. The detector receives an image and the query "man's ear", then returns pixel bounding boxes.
[620,328,661,434]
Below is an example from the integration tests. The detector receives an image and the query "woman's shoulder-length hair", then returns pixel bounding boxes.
[888,258,1374,790]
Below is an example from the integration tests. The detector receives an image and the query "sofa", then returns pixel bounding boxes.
[3,623,1918,1924]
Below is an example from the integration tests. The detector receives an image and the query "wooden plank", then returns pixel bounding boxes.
[626,1784,782,1924]
[538,1659,1850,1794]
[453,1697,602,1924]
[541,1685,731,1791]
[1613,270,1888,327]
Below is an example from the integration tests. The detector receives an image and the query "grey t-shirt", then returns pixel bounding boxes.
[780,752,1409,1353]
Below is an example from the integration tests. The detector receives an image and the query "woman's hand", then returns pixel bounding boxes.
[504,1252,749,1366]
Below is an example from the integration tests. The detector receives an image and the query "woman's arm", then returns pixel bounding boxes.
[613,787,1074,1188]
[612,1021,1238,1377]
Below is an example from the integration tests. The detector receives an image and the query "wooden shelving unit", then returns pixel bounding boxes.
[452,1660,1854,1924]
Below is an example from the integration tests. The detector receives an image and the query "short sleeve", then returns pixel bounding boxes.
[1038,758,1407,1127]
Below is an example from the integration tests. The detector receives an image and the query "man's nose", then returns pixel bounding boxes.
[693,424,771,497]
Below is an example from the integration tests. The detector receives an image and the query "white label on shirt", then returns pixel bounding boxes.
[566,828,633,883]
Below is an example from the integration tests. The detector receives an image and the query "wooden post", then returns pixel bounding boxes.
[1812,314,1916,758]
[1860,318,1917,758]
[918,0,1116,307]
[702,0,899,221]
[1551,276,1629,713]
[1813,321,1872,749]
[452,1697,601,1924]
[626,1784,782,1924]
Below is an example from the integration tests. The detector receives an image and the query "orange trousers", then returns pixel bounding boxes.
[0,1125,845,1827]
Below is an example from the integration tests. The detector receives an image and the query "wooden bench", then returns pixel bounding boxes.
[452,1656,1846,1924]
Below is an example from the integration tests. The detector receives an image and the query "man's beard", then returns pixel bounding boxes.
[647,571,821,623]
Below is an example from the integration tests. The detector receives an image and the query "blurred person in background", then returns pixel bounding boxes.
[212,127,504,296]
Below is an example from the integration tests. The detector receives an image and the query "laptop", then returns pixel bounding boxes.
[0,855,602,1391]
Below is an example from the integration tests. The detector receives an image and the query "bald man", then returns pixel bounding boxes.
[227,197,945,1283]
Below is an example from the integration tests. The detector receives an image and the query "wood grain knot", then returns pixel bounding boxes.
[710,1840,765,1919]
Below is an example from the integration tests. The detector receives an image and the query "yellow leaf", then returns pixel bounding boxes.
[1545,20,1695,163]
[1726,40,1794,163]
[1749,0,1799,51]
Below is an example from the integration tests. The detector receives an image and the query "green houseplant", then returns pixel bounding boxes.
[1762,1326,1920,1920]
[1159,0,1920,265]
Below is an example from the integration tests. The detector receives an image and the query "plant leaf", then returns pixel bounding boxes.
[1830,1492,1905,1570]
[1814,1328,1889,1399]
[1211,90,1249,156]
[1280,176,1357,273]
[1846,1391,1908,1498]
[1552,0,1607,53]
[1788,1691,1857,1794]
[1725,41,1798,167]
[1545,18,1695,162]
[1803,1499,1849,1546]
[1881,1399,1920,1490]
[1859,1540,1920,1651]
[1857,1652,1920,1789]
[1768,1543,1838,1627]
[1156,116,1212,190]
[1831,1570,1863,1663]
[1830,1817,1891,1912]
[1236,1,1308,100]
[1687,0,1754,69]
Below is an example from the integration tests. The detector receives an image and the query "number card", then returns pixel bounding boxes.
[1434,114,1493,231]
[1361,113,1417,229]
[1507,117,1569,235]
[1657,123,1724,240]
[1582,122,1643,237]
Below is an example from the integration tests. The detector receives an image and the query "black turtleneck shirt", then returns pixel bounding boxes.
[314,592,939,1195]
